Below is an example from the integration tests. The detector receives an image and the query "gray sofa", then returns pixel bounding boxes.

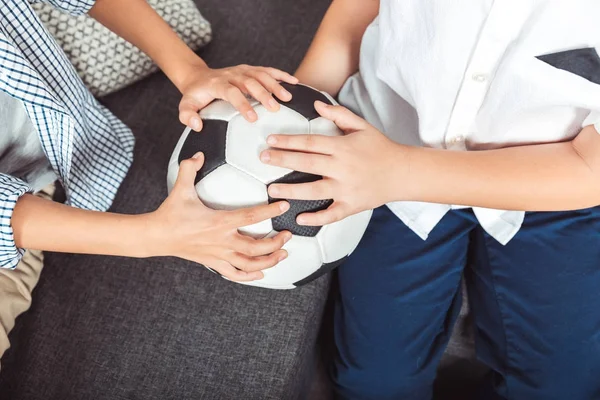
[0,1,486,399]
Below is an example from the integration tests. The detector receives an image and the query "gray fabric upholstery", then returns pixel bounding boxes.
[434,280,488,400]
[0,0,332,399]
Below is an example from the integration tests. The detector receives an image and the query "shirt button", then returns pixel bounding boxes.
[472,73,487,82]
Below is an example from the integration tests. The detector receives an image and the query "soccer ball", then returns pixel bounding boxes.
[167,83,372,289]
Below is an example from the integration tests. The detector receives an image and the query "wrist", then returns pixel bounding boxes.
[170,55,209,93]
[133,212,170,258]
[388,144,420,203]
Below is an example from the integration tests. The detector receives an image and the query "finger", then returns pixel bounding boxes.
[268,180,332,201]
[219,84,258,122]
[260,149,330,175]
[179,96,208,132]
[226,249,287,272]
[209,260,264,282]
[173,152,204,195]
[296,203,348,226]
[260,67,299,86]
[247,70,290,104]
[266,133,335,155]
[236,77,279,112]
[233,231,291,257]
[224,201,290,228]
[314,101,369,132]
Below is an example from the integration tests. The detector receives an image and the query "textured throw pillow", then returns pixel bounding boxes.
[33,0,212,97]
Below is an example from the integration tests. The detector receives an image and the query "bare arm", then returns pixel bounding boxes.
[294,0,379,95]
[89,0,298,130]
[13,195,152,256]
[88,0,205,91]
[262,104,600,226]
[402,125,600,211]
[11,155,291,281]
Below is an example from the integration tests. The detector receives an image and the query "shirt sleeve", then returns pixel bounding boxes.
[0,174,33,269]
[30,0,96,16]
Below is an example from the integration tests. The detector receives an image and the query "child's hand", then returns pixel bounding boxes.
[260,101,407,226]
[150,152,291,281]
[178,64,298,132]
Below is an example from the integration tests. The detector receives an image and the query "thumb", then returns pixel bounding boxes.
[173,152,205,197]
[179,95,211,132]
[314,101,369,132]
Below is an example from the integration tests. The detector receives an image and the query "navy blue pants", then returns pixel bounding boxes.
[333,206,600,400]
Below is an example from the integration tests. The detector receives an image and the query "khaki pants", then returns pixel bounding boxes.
[0,183,54,369]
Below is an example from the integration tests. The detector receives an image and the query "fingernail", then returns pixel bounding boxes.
[281,89,291,99]
[278,252,288,262]
[315,100,328,108]
[269,185,279,196]
[279,202,290,212]
[283,232,292,243]
[297,216,306,225]
[261,151,271,163]
[246,110,257,120]
[192,152,203,159]
[268,98,278,109]
[267,135,277,145]
[192,117,201,130]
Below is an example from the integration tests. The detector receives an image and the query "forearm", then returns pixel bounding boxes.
[400,125,600,211]
[294,0,378,95]
[12,194,158,257]
[89,0,205,91]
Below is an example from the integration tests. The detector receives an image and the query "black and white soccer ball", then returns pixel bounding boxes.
[167,83,372,289]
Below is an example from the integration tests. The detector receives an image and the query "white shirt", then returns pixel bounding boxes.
[338,0,600,244]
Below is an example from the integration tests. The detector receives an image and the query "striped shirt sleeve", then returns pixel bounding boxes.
[29,0,96,15]
[0,173,32,269]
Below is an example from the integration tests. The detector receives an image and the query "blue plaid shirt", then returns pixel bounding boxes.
[0,0,135,268]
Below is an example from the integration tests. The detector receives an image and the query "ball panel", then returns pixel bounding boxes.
[196,164,272,238]
[196,164,267,210]
[268,171,332,237]
[178,119,228,184]
[315,209,373,263]
[279,83,334,120]
[241,235,323,289]
[167,126,192,192]
[199,99,239,121]
[293,256,348,287]
[238,219,273,239]
[309,116,342,136]
[225,104,309,184]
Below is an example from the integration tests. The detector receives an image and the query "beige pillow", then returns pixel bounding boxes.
[34,0,212,97]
